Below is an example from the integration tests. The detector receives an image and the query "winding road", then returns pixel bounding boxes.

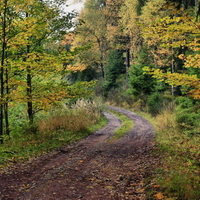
[0,106,158,200]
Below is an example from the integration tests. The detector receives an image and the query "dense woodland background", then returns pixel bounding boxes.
[0,0,200,199]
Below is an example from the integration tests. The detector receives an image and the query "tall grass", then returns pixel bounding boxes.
[152,104,200,200]
[38,99,102,136]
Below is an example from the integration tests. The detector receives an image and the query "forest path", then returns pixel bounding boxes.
[0,106,158,200]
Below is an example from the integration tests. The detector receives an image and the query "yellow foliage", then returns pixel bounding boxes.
[67,63,87,72]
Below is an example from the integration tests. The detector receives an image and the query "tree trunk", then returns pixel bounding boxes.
[5,67,10,135]
[26,45,34,125]
[0,0,8,143]
[25,12,34,125]
[0,43,5,142]
[126,48,130,84]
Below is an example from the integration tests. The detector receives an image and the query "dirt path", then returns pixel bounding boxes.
[0,106,158,200]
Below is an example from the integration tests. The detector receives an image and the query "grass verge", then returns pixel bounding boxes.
[141,108,200,200]
[0,100,107,171]
[105,108,134,141]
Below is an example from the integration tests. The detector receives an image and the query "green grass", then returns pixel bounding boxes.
[0,111,107,171]
[105,108,134,141]
[141,108,200,200]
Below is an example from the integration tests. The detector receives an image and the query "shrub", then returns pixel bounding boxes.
[175,97,200,132]
[175,96,195,109]
[147,92,164,116]
[176,108,199,130]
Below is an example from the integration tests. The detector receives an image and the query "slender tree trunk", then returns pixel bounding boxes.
[0,64,4,143]
[171,54,174,96]
[25,12,34,125]
[126,48,130,84]
[94,35,106,80]
[5,67,10,135]
[0,44,5,141]
[0,0,8,143]
[100,61,105,79]
[26,45,33,125]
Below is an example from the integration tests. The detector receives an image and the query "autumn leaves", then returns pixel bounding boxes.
[0,0,93,140]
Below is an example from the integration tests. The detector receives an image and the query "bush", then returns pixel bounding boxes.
[147,92,164,116]
[175,96,195,109]
[175,97,200,132]
[176,108,199,130]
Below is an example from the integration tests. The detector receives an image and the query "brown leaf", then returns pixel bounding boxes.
[153,185,160,188]
[154,192,164,200]
[105,186,114,189]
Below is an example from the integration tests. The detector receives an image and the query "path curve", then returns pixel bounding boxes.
[0,107,157,200]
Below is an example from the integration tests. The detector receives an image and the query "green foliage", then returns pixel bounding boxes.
[7,104,28,136]
[129,65,156,96]
[175,97,200,132]
[176,109,199,130]
[68,67,98,83]
[175,96,195,109]
[147,92,164,116]
[103,50,125,95]
[128,47,165,97]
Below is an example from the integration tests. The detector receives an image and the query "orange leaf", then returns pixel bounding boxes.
[154,192,164,200]
[153,185,160,188]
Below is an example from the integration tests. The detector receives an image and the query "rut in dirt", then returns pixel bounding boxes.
[0,106,157,200]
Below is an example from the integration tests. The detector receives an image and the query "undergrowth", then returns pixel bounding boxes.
[0,99,106,171]
[149,105,200,200]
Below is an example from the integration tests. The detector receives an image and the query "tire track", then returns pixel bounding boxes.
[0,106,157,200]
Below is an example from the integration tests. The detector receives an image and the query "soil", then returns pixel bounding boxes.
[0,106,159,200]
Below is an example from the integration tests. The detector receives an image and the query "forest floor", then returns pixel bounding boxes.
[0,106,159,200]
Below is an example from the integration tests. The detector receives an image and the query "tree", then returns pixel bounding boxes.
[144,9,200,99]
[0,0,8,142]
[119,0,144,58]
[103,50,125,96]
[73,0,125,82]
[128,47,159,97]
[0,0,92,141]
[0,0,19,139]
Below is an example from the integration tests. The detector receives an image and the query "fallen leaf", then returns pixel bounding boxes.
[135,189,144,194]
[87,186,94,188]
[155,192,164,200]
[153,185,160,188]
[106,186,114,189]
